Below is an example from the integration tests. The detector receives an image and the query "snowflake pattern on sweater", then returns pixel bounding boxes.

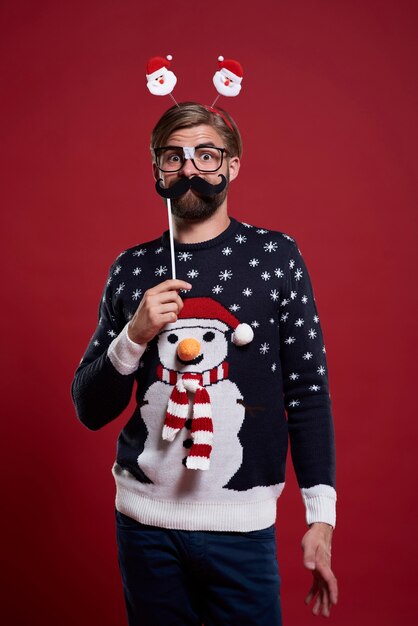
[72,218,336,531]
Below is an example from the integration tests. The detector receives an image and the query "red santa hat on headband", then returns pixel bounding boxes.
[213,56,243,97]
[165,297,254,346]
[146,55,177,96]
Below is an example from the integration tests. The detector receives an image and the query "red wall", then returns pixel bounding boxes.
[1,1,417,624]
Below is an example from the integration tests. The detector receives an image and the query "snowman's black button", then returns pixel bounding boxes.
[183,438,193,449]
[185,419,192,429]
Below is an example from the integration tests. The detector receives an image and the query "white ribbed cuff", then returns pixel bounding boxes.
[301,484,337,528]
[107,323,146,375]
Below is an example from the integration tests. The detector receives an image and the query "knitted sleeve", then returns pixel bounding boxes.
[71,257,138,431]
[279,241,336,526]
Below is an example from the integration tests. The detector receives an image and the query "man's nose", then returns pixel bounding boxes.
[180,158,199,177]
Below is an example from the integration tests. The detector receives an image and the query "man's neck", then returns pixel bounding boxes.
[173,208,231,244]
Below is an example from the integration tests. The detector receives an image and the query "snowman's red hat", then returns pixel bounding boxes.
[146,55,173,81]
[165,297,253,346]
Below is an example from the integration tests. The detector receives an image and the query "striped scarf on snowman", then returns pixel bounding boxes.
[158,363,228,470]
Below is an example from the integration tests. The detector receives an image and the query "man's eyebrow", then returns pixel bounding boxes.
[195,143,217,148]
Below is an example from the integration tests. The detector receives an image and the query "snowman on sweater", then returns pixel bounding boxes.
[137,298,254,494]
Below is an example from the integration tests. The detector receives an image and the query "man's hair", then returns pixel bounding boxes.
[150,102,243,159]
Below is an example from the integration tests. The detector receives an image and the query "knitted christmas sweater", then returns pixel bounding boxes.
[72,218,336,532]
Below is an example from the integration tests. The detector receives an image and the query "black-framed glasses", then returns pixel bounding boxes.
[154,145,227,173]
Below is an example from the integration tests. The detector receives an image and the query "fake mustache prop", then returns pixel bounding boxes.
[156,175,227,199]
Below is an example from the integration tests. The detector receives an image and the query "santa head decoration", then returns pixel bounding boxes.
[213,56,243,98]
[146,55,177,96]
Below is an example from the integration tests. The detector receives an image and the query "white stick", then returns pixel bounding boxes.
[167,198,176,279]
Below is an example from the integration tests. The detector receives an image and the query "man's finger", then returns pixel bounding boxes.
[148,279,192,295]
[302,541,317,570]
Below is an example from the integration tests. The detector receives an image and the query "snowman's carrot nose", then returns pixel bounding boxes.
[177,338,201,361]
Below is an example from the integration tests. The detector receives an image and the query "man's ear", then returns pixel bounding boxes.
[152,163,159,181]
[228,156,240,182]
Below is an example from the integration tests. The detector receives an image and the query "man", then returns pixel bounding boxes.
[72,102,338,625]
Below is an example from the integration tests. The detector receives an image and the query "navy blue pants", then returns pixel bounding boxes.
[116,511,282,626]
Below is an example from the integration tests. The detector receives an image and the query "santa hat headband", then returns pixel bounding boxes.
[163,297,254,346]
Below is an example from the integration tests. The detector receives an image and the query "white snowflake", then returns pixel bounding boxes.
[249,258,259,267]
[155,247,163,254]
[261,271,271,281]
[212,284,223,294]
[282,233,294,242]
[271,362,277,372]
[280,298,289,307]
[260,342,270,355]
[264,241,278,253]
[285,336,296,345]
[219,269,233,281]
[290,290,297,300]
[269,318,275,324]
[187,269,199,279]
[313,315,320,323]
[303,352,313,360]
[93,340,100,347]
[256,228,268,234]
[288,399,300,408]
[115,282,125,295]
[106,277,112,286]
[155,265,168,277]
[242,288,252,297]
[222,247,232,255]
[289,259,295,269]
[322,345,326,353]
[295,318,304,327]
[133,248,147,257]
[289,372,299,380]
[242,222,253,228]
[178,252,193,261]
[295,268,303,281]
[251,320,260,328]
[270,289,280,301]
[308,329,317,339]
[309,385,321,391]
[132,289,142,301]
[280,312,289,322]
[113,265,122,276]
[235,234,247,244]
[274,268,284,278]
[116,250,127,259]
[107,329,117,338]
[229,304,240,312]
[317,365,326,375]
[132,267,141,276]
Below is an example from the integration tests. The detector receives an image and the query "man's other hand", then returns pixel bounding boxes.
[127,279,192,345]
[302,522,338,617]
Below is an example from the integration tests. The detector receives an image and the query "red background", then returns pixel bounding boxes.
[1,1,417,624]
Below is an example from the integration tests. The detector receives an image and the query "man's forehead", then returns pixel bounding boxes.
[166,124,224,147]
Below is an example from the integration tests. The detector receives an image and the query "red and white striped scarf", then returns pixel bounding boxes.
[158,363,228,471]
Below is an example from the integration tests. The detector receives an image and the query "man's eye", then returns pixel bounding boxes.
[200,153,213,161]
[167,154,181,163]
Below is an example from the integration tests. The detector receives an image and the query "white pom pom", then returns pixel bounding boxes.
[232,323,254,346]
[218,55,224,62]
[166,54,173,61]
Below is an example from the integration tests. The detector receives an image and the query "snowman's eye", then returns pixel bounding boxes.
[203,331,215,342]
[167,333,178,344]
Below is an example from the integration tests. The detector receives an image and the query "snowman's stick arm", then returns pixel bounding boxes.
[167,198,177,279]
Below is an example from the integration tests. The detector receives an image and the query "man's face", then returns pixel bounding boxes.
[153,124,240,221]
